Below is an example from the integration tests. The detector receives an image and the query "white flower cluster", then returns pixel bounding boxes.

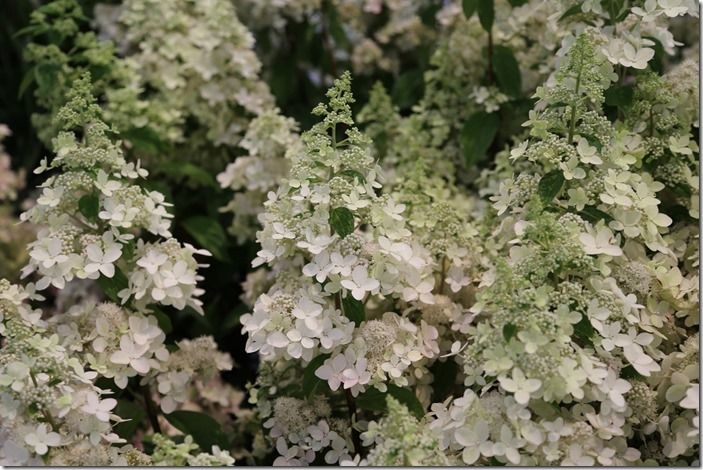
[0,280,137,465]
[120,239,209,313]
[2,75,233,465]
[149,433,235,466]
[6,0,699,466]
[358,0,565,186]
[451,26,699,465]
[264,396,353,465]
[19,75,206,315]
[242,73,446,462]
[118,0,275,168]
[217,110,302,243]
[243,4,699,462]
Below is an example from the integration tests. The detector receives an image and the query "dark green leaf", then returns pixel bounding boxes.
[388,386,424,419]
[97,267,128,302]
[429,360,459,402]
[78,193,100,222]
[477,0,494,32]
[493,46,522,97]
[573,314,595,347]
[182,216,229,261]
[559,2,583,21]
[156,163,218,189]
[355,387,387,413]
[303,353,331,397]
[460,111,500,166]
[338,169,366,183]
[603,0,629,23]
[503,323,518,342]
[604,85,633,107]
[165,410,229,450]
[537,170,565,203]
[620,365,644,380]
[462,0,478,18]
[391,69,424,109]
[670,183,693,198]
[147,306,173,335]
[578,205,613,223]
[643,36,664,74]
[113,399,146,439]
[121,126,169,156]
[121,240,136,263]
[356,385,424,419]
[327,4,349,48]
[34,63,60,91]
[18,67,35,99]
[341,295,364,326]
[329,207,355,238]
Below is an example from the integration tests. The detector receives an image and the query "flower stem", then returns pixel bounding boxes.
[486,28,494,85]
[344,388,362,453]
[29,370,58,430]
[567,68,582,144]
[141,384,162,434]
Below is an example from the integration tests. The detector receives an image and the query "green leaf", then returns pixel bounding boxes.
[157,162,218,189]
[391,69,424,110]
[182,216,229,261]
[559,2,583,21]
[18,67,36,99]
[97,267,128,303]
[429,360,459,402]
[460,111,500,167]
[573,314,595,347]
[603,0,629,23]
[537,170,565,203]
[329,207,355,238]
[112,399,146,439]
[620,365,644,380]
[604,85,633,107]
[121,126,169,156]
[503,323,518,342]
[578,205,613,223]
[462,0,478,18]
[147,306,173,335]
[643,36,665,74]
[493,46,522,97]
[355,387,387,413]
[338,169,366,183]
[356,385,424,419]
[341,295,364,326]
[78,193,100,222]
[303,353,331,397]
[34,63,60,91]
[121,240,136,262]
[388,386,424,419]
[165,410,229,450]
[507,0,528,5]
[477,0,494,32]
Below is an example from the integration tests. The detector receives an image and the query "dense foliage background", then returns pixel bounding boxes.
[0,0,699,466]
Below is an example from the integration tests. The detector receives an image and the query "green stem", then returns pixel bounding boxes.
[438,256,448,295]
[344,389,362,453]
[29,371,58,430]
[486,28,494,85]
[141,384,162,434]
[567,68,582,144]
